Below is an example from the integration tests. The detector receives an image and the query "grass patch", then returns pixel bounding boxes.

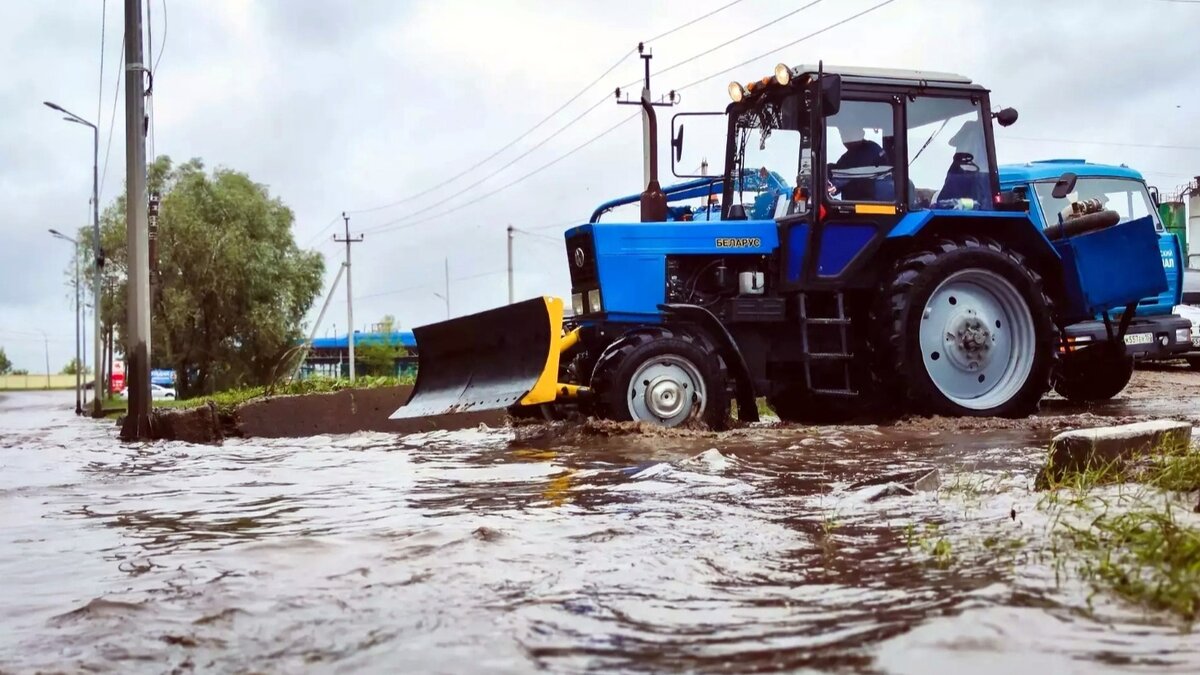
[1060,503,1200,622]
[102,374,415,418]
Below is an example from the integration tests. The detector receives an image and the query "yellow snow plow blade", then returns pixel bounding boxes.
[390,296,567,420]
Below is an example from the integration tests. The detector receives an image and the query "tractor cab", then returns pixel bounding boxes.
[673,64,1014,290]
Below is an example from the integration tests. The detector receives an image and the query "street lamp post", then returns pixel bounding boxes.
[43,101,103,418]
[49,229,83,415]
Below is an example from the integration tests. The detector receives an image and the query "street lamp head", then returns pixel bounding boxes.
[48,228,61,236]
[43,101,65,113]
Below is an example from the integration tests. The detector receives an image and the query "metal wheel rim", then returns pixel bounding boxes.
[626,355,706,427]
[918,268,1035,410]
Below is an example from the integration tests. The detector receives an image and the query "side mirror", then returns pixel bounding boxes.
[669,111,726,179]
[994,107,1019,127]
[1051,172,1078,200]
[1149,185,1161,207]
[820,74,842,117]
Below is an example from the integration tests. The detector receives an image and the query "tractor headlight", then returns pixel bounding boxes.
[774,63,791,86]
[587,288,603,313]
[727,81,745,103]
[1176,327,1191,344]
[571,293,585,316]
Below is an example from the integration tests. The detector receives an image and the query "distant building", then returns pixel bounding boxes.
[301,331,418,378]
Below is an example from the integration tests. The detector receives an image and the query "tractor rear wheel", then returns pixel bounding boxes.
[590,328,730,429]
[1053,347,1134,402]
[876,235,1058,417]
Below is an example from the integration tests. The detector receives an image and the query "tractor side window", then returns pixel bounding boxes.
[825,100,896,203]
[907,97,991,211]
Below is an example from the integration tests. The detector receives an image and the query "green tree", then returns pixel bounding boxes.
[60,358,90,375]
[89,156,324,397]
[355,314,408,376]
[0,347,11,375]
[11,368,28,376]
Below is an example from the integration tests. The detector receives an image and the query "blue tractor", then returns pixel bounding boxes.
[394,65,1167,427]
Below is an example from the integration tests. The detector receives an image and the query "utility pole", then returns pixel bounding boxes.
[617,43,675,222]
[334,212,363,382]
[49,229,83,414]
[42,333,51,390]
[506,225,514,304]
[120,0,152,440]
[291,263,347,382]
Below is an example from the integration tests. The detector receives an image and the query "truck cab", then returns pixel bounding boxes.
[999,159,1191,399]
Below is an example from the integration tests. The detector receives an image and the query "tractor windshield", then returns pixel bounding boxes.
[1033,177,1160,230]
[731,92,806,219]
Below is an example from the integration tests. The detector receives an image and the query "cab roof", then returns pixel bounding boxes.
[998,159,1145,185]
[790,65,974,86]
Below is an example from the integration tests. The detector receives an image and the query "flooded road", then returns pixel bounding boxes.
[2,369,1200,673]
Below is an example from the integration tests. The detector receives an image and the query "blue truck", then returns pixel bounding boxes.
[999,160,1191,400]
[394,65,1171,427]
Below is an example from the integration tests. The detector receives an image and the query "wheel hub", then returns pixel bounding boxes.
[943,311,995,371]
[645,376,686,419]
[626,356,706,427]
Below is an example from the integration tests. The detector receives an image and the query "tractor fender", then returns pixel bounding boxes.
[658,303,760,423]
[886,211,1062,277]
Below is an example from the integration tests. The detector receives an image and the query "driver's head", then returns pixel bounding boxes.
[838,124,865,146]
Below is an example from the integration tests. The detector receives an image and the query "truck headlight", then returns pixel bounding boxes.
[571,293,584,316]
[1177,327,1192,344]
[587,289,602,313]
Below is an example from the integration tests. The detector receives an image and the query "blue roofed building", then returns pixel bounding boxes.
[301,330,419,378]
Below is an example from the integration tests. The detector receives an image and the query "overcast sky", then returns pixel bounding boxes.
[1,0,1198,370]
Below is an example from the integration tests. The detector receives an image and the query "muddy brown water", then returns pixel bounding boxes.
[3,368,1200,673]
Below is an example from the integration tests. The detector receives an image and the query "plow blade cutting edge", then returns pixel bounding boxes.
[390,296,566,420]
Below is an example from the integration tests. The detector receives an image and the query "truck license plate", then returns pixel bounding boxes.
[1124,333,1153,346]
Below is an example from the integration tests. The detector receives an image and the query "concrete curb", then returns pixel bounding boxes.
[1037,419,1193,488]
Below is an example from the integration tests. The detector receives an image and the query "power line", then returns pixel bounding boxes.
[512,227,563,243]
[628,0,825,87]
[355,269,507,302]
[346,50,635,217]
[303,214,343,248]
[1001,135,1200,152]
[363,110,640,236]
[98,33,124,202]
[97,0,106,133]
[676,0,901,93]
[153,0,168,74]
[344,0,749,219]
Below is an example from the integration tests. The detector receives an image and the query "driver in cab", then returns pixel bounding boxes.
[830,123,888,201]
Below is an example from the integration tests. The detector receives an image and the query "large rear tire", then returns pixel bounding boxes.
[876,235,1058,417]
[1053,347,1134,402]
[590,328,730,430]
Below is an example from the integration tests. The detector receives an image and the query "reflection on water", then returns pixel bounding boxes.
[1,390,1197,673]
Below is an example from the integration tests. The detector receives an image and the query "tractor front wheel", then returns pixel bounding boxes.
[590,328,730,429]
[876,235,1058,417]
[1053,347,1134,402]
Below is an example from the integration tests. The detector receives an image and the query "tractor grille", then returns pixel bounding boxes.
[566,231,598,289]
